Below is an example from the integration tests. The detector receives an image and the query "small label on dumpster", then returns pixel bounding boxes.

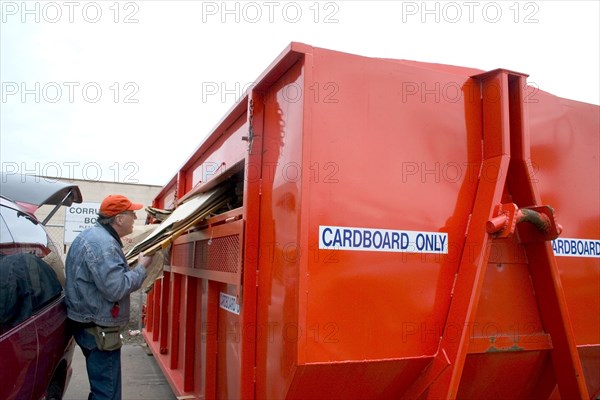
[319,225,448,254]
[552,238,600,258]
[219,292,240,315]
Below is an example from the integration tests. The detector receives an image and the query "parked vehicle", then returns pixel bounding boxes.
[0,174,82,400]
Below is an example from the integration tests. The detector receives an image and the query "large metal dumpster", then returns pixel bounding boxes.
[139,43,599,399]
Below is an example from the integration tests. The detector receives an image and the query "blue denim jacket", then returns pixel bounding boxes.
[65,223,146,327]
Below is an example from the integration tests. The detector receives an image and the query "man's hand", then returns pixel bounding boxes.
[138,253,153,269]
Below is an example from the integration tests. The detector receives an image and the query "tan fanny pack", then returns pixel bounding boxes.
[86,325,123,351]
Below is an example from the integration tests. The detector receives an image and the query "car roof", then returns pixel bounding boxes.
[1,173,83,207]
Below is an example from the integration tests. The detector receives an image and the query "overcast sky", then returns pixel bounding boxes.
[1,1,598,187]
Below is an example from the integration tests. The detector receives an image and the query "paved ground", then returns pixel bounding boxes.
[63,344,177,400]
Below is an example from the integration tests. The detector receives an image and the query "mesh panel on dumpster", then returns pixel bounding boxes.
[194,235,239,273]
[171,242,193,267]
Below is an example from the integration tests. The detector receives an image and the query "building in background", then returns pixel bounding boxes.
[35,177,162,257]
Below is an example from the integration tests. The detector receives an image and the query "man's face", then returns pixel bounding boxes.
[115,211,137,237]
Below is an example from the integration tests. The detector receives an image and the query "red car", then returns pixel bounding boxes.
[0,174,82,400]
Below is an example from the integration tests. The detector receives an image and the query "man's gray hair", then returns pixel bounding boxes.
[97,215,116,225]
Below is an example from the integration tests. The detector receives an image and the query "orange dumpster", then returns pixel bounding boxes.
[138,43,599,399]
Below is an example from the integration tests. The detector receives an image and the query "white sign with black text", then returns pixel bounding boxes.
[64,202,100,244]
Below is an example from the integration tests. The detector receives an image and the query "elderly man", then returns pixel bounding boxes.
[65,194,152,400]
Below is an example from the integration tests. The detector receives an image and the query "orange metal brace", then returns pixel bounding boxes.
[504,73,588,398]
[404,70,589,399]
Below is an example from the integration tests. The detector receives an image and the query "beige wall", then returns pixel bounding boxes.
[35,177,162,256]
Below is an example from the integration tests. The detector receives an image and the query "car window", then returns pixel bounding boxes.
[0,204,63,334]
[0,253,63,329]
[0,204,50,257]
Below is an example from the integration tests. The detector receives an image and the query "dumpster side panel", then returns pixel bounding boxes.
[154,181,177,210]
[529,96,600,345]
[303,49,480,362]
[255,59,305,400]
[529,95,600,395]
[457,351,551,399]
[185,115,248,191]
[287,358,432,399]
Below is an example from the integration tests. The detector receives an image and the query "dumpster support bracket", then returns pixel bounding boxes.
[404,70,589,399]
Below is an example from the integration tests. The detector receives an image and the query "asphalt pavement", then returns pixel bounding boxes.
[63,344,177,400]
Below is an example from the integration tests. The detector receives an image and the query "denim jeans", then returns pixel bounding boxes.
[73,327,122,400]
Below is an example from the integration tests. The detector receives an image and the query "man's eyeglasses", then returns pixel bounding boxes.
[120,211,137,218]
